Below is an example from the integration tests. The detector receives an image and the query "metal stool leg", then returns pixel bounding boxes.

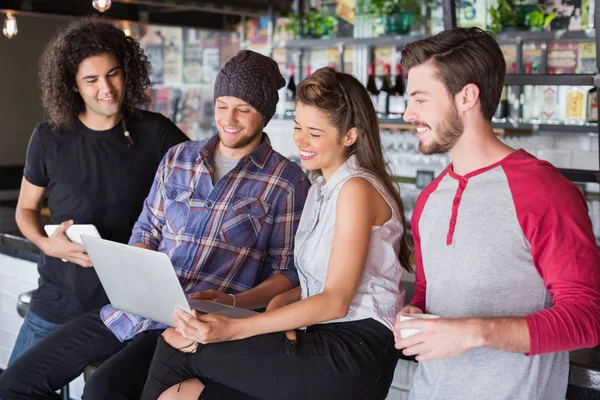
[60,385,70,400]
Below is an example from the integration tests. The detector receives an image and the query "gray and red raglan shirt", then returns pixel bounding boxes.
[408,149,600,400]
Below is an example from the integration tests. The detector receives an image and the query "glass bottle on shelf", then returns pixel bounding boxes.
[587,86,598,123]
[493,86,508,122]
[507,62,519,123]
[285,65,296,117]
[366,63,380,110]
[388,64,406,118]
[521,62,539,123]
[377,64,392,117]
[566,85,586,123]
[541,85,558,124]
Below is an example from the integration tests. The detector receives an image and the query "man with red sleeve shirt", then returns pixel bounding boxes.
[394,27,600,400]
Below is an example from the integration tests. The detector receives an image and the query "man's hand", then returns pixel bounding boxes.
[397,304,424,316]
[189,289,234,306]
[265,293,289,312]
[39,220,92,267]
[394,317,485,361]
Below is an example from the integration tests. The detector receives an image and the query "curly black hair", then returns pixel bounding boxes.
[39,17,152,129]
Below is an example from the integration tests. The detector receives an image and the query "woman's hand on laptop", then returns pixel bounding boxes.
[40,220,92,267]
[173,307,242,344]
[189,289,234,306]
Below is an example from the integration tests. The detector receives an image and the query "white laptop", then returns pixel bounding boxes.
[81,235,258,327]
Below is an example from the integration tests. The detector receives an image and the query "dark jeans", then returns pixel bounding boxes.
[0,310,163,400]
[8,310,61,366]
[142,318,400,400]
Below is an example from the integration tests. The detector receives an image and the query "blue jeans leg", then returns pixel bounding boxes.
[8,310,61,366]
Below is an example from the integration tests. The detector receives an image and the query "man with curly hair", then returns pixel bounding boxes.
[4,18,188,363]
[0,44,310,399]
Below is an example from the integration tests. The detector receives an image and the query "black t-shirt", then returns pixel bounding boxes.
[24,110,188,324]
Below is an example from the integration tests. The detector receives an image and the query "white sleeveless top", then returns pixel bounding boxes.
[294,155,405,330]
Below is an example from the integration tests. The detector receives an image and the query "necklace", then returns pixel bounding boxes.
[122,118,135,148]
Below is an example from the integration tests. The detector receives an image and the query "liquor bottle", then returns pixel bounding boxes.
[493,86,508,121]
[530,62,543,123]
[541,86,558,123]
[285,65,296,117]
[377,64,392,117]
[587,86,598,123]
[366,63,380,110]
[566,86,586,122]
[388,64,406,117]
[521,62,537,123]
[507,62,520,123]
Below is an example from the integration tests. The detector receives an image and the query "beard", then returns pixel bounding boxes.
[418,103,464,155]
[218,128,262,150]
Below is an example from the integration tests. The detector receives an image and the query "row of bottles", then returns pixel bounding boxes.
[281,60,598,126]
[282,63,407,119]
[494,62,598,125]
[367,63,406,118]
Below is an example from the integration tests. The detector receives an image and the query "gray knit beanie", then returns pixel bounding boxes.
[214,50,286,125]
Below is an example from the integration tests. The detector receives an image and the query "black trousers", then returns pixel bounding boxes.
[0,310,163,400]
[142,318,400,400]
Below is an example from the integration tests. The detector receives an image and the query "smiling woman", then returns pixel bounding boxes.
[140,67,414,400]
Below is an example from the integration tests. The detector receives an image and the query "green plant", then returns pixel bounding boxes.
[525,6,555,31]
[359,0,421,15]
[284,7,338,38]
[488,0,518,34]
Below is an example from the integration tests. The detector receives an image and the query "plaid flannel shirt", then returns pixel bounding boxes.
[101,134,309,341]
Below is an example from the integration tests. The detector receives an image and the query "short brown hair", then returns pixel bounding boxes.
[401,27,505,120]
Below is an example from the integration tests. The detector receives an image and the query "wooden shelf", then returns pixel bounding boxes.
[504,74,596,86]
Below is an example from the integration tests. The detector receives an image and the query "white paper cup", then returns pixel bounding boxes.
[399,313,440,339]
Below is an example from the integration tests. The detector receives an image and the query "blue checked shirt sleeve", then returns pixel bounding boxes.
[128,151,171,249]
[262,177,310,286]
[100,305,167,342]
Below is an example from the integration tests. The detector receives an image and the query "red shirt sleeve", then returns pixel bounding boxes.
[504,157,600,356]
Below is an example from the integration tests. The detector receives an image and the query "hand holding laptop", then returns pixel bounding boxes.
[173,307,246,344]
[81,236,258,328]
[189,289,235,306]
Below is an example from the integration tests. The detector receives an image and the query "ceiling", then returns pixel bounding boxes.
[0,0,296,30]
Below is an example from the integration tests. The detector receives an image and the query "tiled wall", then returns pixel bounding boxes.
[0,253,39,368]
[0,254,85,398]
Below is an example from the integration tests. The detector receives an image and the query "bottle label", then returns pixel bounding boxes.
[542,87,557,120]
[566,90,585,120]
[389,95,406,114]
[370,94,378,109]
[588,90,598,121]
[377,93,388,115]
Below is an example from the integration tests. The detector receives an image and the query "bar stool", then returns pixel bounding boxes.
[16,290,70,400]
[83,360,103,382]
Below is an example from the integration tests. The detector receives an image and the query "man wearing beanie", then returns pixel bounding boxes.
[1,50,310,400]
